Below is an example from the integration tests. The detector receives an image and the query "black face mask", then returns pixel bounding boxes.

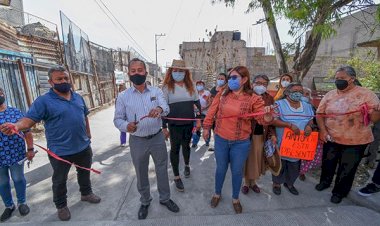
[0,96,5,105]
[53,82,71,93]
[335,79,349,90]
[130,74,146,86]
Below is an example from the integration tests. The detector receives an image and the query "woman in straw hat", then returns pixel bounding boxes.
[162,60,201,192]
[203,66,273,214]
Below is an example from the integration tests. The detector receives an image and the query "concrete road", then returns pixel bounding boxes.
[1,105,380,225]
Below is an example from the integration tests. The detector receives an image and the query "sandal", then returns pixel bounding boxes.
[210,195,221,208]
[232,201,242,214]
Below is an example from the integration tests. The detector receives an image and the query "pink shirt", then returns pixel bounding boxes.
[317,86,380,145]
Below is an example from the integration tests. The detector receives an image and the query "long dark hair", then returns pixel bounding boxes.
[222,66,253,96]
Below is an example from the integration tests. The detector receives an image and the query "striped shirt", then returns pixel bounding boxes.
[162,84,201,127]
[114,85,169,137]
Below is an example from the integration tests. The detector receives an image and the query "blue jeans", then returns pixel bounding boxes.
[0,163,26,207]
[214,134,251,199]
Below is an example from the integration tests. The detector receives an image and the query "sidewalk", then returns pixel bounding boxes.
[1,105,380,225]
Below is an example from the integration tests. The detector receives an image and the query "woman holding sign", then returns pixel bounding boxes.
[316,66,380,204]
[203,66,273,214]
[270,83,315,196]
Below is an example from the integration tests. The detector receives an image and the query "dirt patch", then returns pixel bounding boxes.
[308,163,371,187]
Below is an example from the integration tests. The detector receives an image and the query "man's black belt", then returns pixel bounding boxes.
[138,129,162,139]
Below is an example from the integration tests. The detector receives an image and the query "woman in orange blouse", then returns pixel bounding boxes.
[203,66,272,214]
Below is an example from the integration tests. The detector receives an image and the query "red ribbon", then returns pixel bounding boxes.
[139,104,375,123]
[7,124,101,175]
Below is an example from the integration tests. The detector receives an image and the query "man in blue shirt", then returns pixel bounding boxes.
[114,58,179,220]
[0,66,100,221]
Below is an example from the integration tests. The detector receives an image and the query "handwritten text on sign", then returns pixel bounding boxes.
[280,128,319,160]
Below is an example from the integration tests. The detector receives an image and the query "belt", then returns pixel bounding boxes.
[137,129,162,139]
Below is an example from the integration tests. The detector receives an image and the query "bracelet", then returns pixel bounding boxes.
[27,148,34,152]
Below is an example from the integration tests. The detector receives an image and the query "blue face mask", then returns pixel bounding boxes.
[216,79,225,87]
[228,76,241,91]
[288,91,303,102]
[196,85,204,91]
[172,71,185,82]
[301,96,310,103]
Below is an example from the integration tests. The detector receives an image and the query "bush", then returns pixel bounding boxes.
[345,57,380,92]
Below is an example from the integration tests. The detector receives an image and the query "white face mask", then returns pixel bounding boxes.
[253,85,267,95]
[281,80,290,88]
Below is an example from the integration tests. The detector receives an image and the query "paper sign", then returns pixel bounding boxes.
[280,128,319,160]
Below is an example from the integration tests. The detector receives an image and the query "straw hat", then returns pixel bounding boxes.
[168,59,192,70]
[264,140,282,176]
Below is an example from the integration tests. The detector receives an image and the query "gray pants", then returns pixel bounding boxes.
[272,159,301,186]
[129,131,170,205]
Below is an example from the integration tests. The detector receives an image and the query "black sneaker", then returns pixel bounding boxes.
[184,166,190,178]
[138,204,149,220]
[358,183,380,197]
[0,205,15,222]
[191,144,197,148]
[330,194,343,204]
[174,178,184,192]
[18,203,30,216]
[160,199,180,213]
[315,182,330,191]
[208,148,214,152]
[205,142,209,147]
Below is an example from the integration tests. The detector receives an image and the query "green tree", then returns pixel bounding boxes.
[346,57,380,91]
[215,0,379,81]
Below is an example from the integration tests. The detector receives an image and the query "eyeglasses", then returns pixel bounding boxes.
[254,82,268,86]
[229,75,239,80]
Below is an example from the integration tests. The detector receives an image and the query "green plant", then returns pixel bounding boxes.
[346,57,380,91]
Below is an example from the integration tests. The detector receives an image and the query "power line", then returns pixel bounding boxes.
[98,0,152,61]
[162,0,184,47]
[94,0,152,61]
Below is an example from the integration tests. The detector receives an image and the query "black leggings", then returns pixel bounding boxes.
[168,124,193,177]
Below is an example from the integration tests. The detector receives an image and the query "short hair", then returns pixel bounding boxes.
[303,87,312,98]
[48,65,67,79]
[218,73,227,80]
[128,58,146,70]
[253,74,270,83]
[196,80,205,85]
[283,82,303,96]
[336,65,356,77]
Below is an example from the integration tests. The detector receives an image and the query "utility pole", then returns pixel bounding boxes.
[155,33,165,85]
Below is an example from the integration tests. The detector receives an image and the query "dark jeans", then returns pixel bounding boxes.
[272,159,301,187]
[168,124,193,177]
[48,146,93,209]
[373,160,380,185]
[319,141,367,197]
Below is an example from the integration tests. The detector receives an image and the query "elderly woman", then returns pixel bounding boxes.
[0,88,34,222]
[315,66,380,204]
[203,66,272,214]
[271,83,315,196]
[241,74,276,194]
[162,60,201,192]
